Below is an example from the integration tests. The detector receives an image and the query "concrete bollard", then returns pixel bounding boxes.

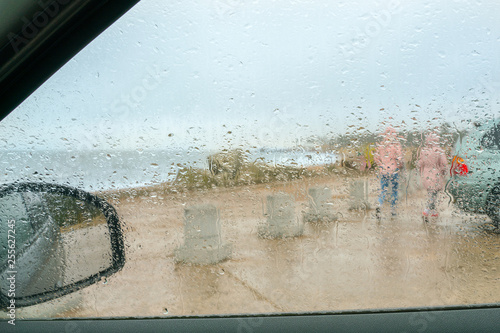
[175,204,232,265]
[402,169,421,198]
[258,193,304,238]
[349,179,371,210]
[304,186,337,222]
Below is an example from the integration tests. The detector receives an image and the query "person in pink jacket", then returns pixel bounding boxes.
[374,126,404,217]
[418,133,449,217]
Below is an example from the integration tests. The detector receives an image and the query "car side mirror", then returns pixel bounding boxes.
[0,182,125,309]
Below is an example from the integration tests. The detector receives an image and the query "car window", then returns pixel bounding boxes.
[0,193,49,257]
[22,192,51,234]
[481,123,500,149]
[0,192,60,298]
[0,193,32,267]
[1,0,499,320]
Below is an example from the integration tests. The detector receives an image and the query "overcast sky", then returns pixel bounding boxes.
[1,0,499,151]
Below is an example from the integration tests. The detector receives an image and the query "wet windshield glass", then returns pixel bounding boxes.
[0,0,499,319]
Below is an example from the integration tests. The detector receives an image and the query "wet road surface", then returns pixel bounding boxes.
[12,176,500,318]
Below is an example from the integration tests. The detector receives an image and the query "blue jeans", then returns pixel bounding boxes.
[378,173,399,208]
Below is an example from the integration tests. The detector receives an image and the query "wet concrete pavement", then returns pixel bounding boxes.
[11,176,500,318]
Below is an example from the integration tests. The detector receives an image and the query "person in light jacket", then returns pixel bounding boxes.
[418,133,449,218]
[374,126,404,217]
